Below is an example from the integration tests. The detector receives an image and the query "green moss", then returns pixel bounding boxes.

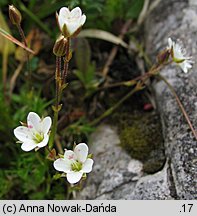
[120,112,166,173]
[143,160,165,174]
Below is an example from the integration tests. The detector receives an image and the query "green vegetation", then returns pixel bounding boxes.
[0,0,165,199]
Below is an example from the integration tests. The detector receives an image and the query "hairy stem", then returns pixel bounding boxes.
[63,37,70,84]
[49,57,62,149]
[49,36,71,149]
[55,56,61,107]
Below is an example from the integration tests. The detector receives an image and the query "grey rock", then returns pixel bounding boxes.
[77,125,141,199]
[77,125,172,200]
[128,163,173,200]
[145,0,197,199]
[77,0,197,200]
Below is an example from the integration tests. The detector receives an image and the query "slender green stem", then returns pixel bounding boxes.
[17,24,31,89]
[158,74,197,141]
[90,87,139,126]
[49,110,58,149]
[89,63,166,126]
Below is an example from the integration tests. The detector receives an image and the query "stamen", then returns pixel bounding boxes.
[32,132,44,143]
[71,161,82,172]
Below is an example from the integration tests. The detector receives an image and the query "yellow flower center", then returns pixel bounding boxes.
[33,132,44,143]
[71,161,82,172]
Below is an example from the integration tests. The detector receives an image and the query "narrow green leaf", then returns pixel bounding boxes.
[79,29,128,48]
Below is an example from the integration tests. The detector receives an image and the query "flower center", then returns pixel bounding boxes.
[71,161,82,172]
[33,132,44,144]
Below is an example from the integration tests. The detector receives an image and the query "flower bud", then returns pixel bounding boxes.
[9,5,22,25]
[53,35,68,57]
[157,49,170,64]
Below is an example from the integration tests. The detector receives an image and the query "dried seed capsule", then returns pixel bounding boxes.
[53,35,68,57]
[9,5,22,25]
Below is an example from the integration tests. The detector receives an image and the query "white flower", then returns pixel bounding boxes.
[53,143,94,184]
[57,7,86,37]
[167,38,193,73]
[14,112,52,152]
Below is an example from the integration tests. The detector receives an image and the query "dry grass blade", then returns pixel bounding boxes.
[0,27,35,54]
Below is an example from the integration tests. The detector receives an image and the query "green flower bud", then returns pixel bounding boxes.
[53,35,68,57]
[9,5,22,25]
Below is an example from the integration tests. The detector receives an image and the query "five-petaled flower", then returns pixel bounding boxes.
[14,112,52,152]
[57,7,86,38]
[53,143,94,184]
[167,38,193,73]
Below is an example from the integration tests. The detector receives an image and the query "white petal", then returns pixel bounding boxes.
[58,16,65,31]
[74,143,88,163]
[70,7,82,19]
[179,60,192,73]
[183,67,188,73]
[42,116,52,134]
[21,141,37,152]
[67,22,81,35]
[27,112,41,132]
[67,171,83,184]
[180,65,187,73]
[37,134,49,148]
[14,126,32,142]
[58,7,70,30]
[174,44,183,59]
[80,14,86,26]
[54,158,72,173]
[168,37,173,48]
[64,150,77,162]
[59,7,70,18]
[82,158,94,173]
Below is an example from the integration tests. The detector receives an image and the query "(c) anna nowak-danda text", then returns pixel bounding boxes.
[17,203,117,213]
